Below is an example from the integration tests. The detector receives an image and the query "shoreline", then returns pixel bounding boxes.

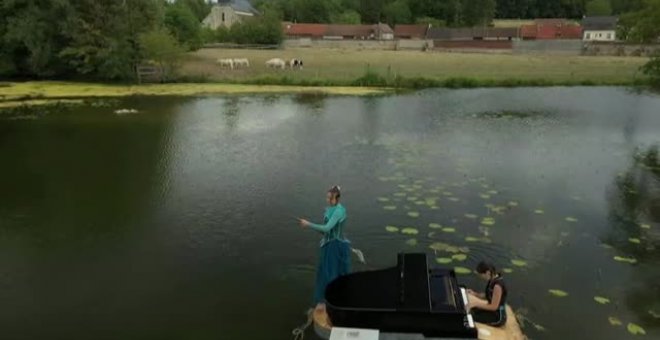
[0,78,648,109]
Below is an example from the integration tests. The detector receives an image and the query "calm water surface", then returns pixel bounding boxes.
[0,88,659,340]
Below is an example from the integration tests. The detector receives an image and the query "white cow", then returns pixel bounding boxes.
[265,58,286,69]
[217,58,234,69]
[232,58,250,68]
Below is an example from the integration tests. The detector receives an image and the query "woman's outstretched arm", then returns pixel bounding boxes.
[308,208,344,233]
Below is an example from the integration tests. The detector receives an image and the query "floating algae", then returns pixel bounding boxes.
[627,323,646,335]
[608,316,622,326]
[508,201,519,207]
[465,236,479,242]
[640,223,651,229]
[407,211,420,218]
[481,217,495,226]
[565,217,578,223]
[377,197,390,202]
[436,257,452,264]
[406,196,419,201]
[613,256,637,264]
[429,242,469,254]
[479,194,491,199]
[401,227,419,235]
[429,223,442,229]
[414,200,426,205]
[464,214,478,219]
[393,192,407,197]
[442,227,456,233]
[548,289,569,297]
[487,190,498,195]
[448,197,460,202]
[628,238,641,244]
[502,268,513,274]
[405,238,418,246]
[534,209,545,214]
[511,259,528,267]
[594,296,611,304]
[383,205,397,210]
[454,267,472,275]
[385,226,399,233]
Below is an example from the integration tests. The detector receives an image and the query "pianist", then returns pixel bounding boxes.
[299,185,352,310]
[466,261,508,327]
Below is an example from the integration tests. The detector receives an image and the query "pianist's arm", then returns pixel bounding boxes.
[471,285,503,312]
[308,207,345,233]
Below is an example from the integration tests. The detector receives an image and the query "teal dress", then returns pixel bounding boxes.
[308,203,351,304]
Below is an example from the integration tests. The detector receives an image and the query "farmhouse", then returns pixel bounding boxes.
[582,16,618,42]
[202,0,259,30]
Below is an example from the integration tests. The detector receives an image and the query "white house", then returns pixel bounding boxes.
[582,16,618,42]
[202,0,259,30]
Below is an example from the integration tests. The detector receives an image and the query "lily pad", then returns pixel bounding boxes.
[448,197,460,202]
[565,217,578,223]
[608,316,622,326]
[613,256,637,264]
[429,242,465,253]
[628,238,641,244]
[464,214,478,219]
[406,196,419,201]
[640,223,651,229]
[405,238,418,246]
[627,323,646,335]
[414,200,426,205]
[430,206,439,210]
[502,268,513,274]
[481,217,495,226]
[385,225,399,233]
[479,194,491,199]
[393,192,407,197]
[377,197,390,202]
[511,259,528,267]
[436,257,452,264]
[465,236,479,242]
[429,223,442,229]
[442,227,456,233]
[534,209,545,214]
[383,205,397,210]
[452,254,467,261]
[407,211,420,218]
[594,296,611,304]
[443,191,453,196]
[487,190,498,195]
[454,267,472,275]
[548,289,569,297]
[401,227,419,235]
[508,201,519,207]
[649,310,660,319]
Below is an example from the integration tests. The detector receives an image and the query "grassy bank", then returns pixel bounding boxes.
[185,48,648,85]
[0,82,388,108]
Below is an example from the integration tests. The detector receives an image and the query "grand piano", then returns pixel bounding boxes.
[324,253,478,339]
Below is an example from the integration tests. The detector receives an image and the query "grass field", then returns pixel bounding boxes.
[184,48,648,85]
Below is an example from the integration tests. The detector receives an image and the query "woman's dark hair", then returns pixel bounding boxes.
[328,185,341,199]
[476,261,497,275]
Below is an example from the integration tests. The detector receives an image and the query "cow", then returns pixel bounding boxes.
[217,58,234,69]
[288,58,304,69]
[265,58,286,69]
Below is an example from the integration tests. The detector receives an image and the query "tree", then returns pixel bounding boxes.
[139,27,185,82]
[164,2,203,50]
[360,0,385,23]
[332,10,362,24]
[619,0,660,43]
[642,54,660,87]
[382,0,412,26]
[586,0,612,16]
[415,16,446,27]
[462,0,496,26]
[178,0,211,21]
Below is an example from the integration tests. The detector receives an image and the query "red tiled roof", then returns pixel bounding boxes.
[282,23,328,38]
[520,24,537,38]
[394,24,429,38]
[560,25,583,39]
[325,24,373,37]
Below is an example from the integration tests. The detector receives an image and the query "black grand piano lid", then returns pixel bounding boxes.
[325,253,468,313]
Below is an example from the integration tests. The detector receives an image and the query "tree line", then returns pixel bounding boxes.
[0,0,281,81]
[254,0,645,27]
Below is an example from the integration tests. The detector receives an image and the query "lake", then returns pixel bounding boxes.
[0,87,659,340]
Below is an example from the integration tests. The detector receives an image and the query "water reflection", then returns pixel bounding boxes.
[606,145,660,327]
[292,92,327,113]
